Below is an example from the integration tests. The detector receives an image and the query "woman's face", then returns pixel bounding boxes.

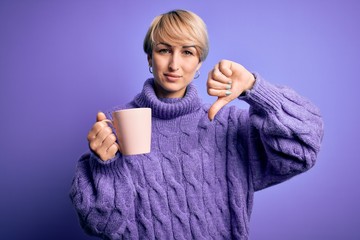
[148,41,202,98]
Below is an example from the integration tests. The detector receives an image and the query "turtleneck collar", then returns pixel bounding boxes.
[132,78,202,119]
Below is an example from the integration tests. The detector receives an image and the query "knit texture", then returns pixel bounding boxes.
[70,74,324,239]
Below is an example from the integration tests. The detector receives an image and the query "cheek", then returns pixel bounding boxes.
[185,61,200,73]
[152,58,166,72]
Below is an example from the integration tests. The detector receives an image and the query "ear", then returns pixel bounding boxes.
[147,55,152,67]
[196,61,203,71]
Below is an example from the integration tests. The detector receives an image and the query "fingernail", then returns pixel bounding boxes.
[226,90,232,96]
[228,81,232,84]
[226,84,231,90]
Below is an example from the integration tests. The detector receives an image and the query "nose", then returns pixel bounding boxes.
[168,52,180,71]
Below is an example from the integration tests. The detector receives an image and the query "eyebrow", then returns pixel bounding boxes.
[156,42,196,49]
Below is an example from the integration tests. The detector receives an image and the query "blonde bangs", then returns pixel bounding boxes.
[155,13,196,42]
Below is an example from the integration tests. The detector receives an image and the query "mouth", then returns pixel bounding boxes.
[164,73,182,82]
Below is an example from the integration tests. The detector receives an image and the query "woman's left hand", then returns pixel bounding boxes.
[207,60,255,120]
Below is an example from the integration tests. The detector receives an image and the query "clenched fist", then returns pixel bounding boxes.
[87,112,119,161]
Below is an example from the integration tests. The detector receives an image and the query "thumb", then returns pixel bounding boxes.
[208,97,230,121]
[96,111,107,122]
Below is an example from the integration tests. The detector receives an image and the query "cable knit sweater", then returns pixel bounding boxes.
[70,74,324,239]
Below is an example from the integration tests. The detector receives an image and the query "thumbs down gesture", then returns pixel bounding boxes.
[207,60,255,121]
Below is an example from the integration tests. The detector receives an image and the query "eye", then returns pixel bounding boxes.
[183,50,194,56]
[158,48,171,54]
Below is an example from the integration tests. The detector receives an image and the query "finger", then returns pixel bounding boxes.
[218,60,233,77]
[87,121,108,142]
[209,65,232,84]
[208,97,231,121]
[89,126,113,151]
[207,79,232,90]
[97,126,113,143]
[87,112,108,141]
[106,143,119,159]
[97,112,107,122]
[98,134,117,157]
[103,133,117,150]
[207,88,232,97]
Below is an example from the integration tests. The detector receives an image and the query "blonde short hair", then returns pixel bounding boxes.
[143,9,209,62]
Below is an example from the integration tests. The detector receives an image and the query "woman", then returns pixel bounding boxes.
[70,9,324,239]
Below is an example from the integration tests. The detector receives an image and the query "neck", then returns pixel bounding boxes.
[132,78,202,119]
[153,82,186,98]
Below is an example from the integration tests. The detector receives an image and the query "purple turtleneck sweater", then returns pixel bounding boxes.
[70,74,324,239]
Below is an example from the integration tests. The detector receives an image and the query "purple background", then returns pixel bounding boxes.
[1,0,359,239]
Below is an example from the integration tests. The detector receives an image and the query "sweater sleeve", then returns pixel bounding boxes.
[69,152,138,239]
[238,73,324,191]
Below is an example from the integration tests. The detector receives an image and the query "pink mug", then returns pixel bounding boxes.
[105,108,152,155]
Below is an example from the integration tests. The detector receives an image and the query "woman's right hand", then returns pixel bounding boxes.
[87,112,119,161]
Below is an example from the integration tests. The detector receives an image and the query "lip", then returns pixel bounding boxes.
[164,73,182,82]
